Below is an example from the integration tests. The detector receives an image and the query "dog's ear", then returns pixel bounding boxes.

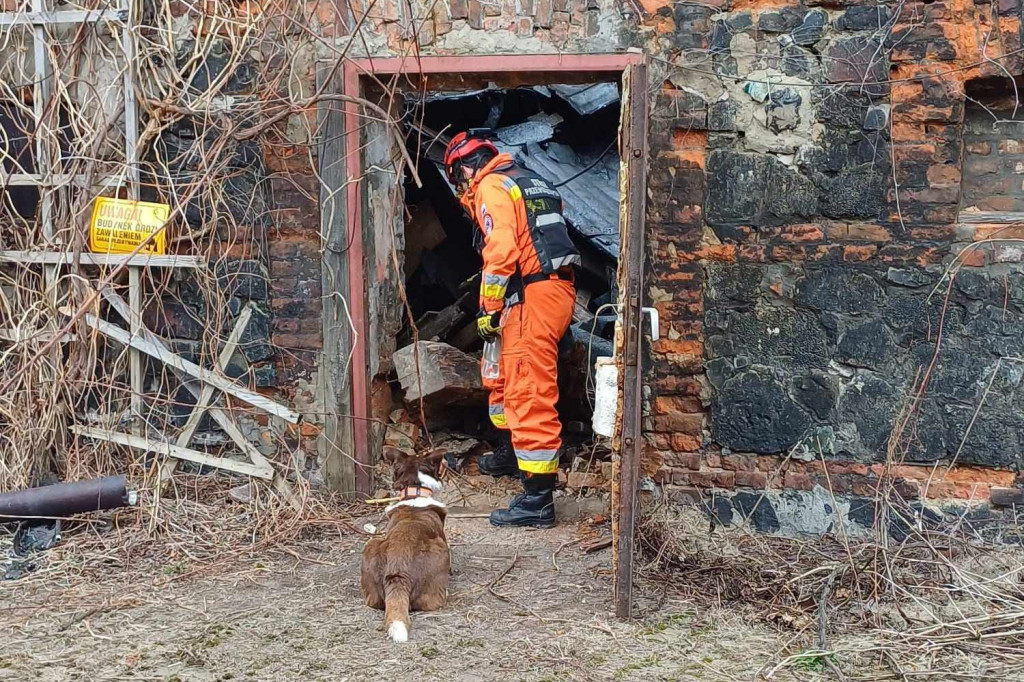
[421,447,446,473]
[382,446,406,465]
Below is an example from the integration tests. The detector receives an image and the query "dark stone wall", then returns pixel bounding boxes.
[706,263,1024,467]
[640,0,1024,511]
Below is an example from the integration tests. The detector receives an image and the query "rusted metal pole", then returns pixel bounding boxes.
[0,475,132,521]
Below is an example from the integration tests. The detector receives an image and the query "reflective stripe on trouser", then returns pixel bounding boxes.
[501,278,575,475]
[488,402,507,428]
[482,348,508,430]
[515,449,558,475]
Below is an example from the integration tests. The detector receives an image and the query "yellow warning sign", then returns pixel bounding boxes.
[89,197,170,255]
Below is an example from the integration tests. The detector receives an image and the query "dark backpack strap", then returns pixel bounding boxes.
[522,268,575,286]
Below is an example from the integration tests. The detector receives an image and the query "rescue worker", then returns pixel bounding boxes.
[443,131,580,528]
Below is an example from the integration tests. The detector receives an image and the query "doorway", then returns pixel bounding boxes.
[318,53,648,616]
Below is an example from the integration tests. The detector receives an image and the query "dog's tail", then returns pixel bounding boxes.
[384,575,411,643]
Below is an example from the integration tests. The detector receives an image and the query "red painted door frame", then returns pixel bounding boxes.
[339,52,643,497]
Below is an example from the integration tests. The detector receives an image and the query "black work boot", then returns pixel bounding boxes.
[489,473,556,528]
[478,431,519,478]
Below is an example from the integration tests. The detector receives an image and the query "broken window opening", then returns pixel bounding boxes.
[961,75,1024,216]
[391,82,622,474]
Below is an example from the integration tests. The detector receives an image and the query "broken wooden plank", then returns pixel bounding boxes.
[0,172,122,187]
[0,328,75,343]
[104,291,284,466]
[67,307,300,424]
[160,304,255,487]
[71,426,273,480]
[129,266,143,430]
[414,292,473,342]
[581,537,612,553]
[573,288,596,326]
[393,341,485,405]
[98,289,303,511]
[0,251,202,268]
[178,305,255,445]
[573,300,596,326]
[272,475,303,511]
[0,9,126,25]
[184,387,303,511]
[101,292,263,459]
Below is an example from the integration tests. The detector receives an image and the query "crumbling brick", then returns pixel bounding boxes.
[689,470,735,489]
[734,471,767,489]
[664,452,700,470]
[433,1,453,34]
[783,471,813,491]
[843,245,878,262]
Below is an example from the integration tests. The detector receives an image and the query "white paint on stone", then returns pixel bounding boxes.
[772,486,854,537]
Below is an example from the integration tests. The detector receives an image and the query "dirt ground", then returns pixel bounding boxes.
[1,481,1017,682]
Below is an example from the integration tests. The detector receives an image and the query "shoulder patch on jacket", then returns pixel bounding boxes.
[479,204,493,234]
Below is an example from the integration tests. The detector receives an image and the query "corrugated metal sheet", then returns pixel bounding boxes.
[549,83,620,116]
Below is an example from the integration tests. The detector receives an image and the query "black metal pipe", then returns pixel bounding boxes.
[0,475,131,521]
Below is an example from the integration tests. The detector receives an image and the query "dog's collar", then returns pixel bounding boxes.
[400,485,434,501]
[383,472,446,515]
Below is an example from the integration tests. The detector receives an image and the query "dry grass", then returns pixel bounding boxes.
[636,500,1024,680]
[1,476,361,605]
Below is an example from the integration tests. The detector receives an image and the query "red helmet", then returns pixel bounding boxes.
[443,132,498,186]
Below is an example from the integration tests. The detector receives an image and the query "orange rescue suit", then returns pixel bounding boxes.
[463,154,576,475]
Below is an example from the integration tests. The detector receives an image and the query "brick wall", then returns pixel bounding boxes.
[298,0,1024,524]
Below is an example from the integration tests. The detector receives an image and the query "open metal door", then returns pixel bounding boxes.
[612,58,649,619]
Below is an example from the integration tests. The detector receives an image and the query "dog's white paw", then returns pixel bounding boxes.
[387,621,408,643]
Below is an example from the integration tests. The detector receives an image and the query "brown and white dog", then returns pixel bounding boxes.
[360,447,450,643]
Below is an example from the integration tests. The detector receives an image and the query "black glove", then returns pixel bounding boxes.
[476,311,502,341]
